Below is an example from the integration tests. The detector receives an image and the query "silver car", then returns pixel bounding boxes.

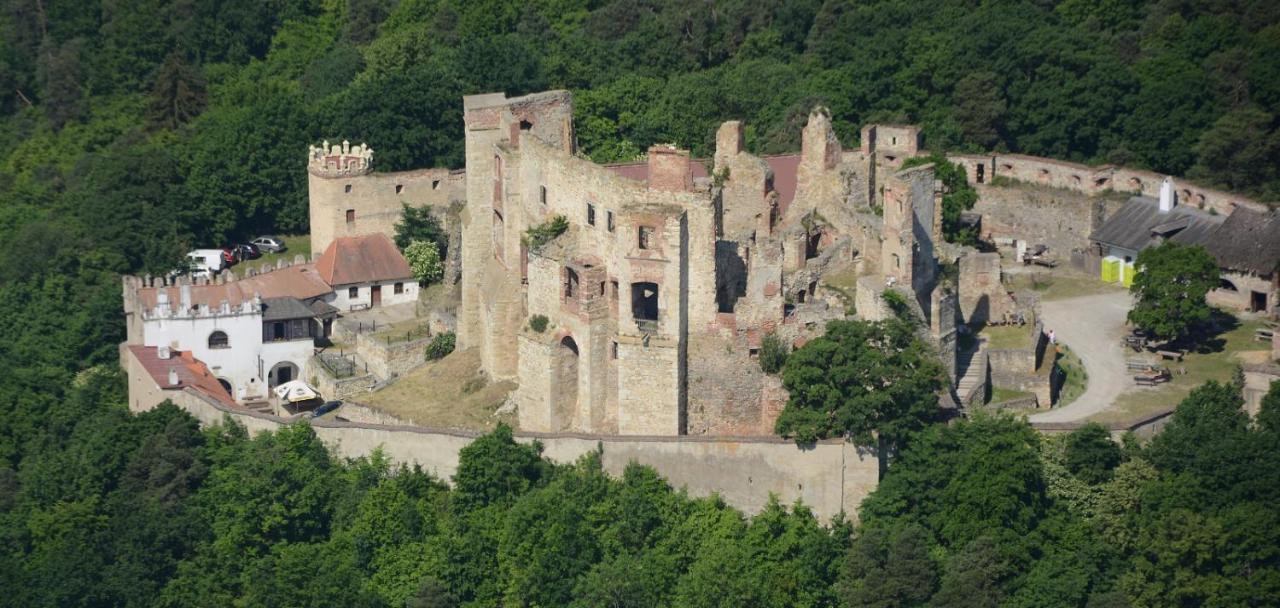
[251,236,286,253]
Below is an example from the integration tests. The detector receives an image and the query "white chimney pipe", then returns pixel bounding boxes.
[1159,177,1176,213]
[167,367,179,386]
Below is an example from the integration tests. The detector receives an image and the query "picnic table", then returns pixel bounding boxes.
[1156,349,1185,361]
[1133,367,1171,387]
[1122,334,1146,352]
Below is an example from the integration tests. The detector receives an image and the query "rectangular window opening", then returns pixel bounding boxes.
[606,210,615,232]
[346,209,355,223]
[348,287,358,298]
[394,282,404,295]
[587,203,596,226]
[638,226,654,250]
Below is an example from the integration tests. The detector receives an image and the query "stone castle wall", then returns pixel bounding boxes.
[308,165,463,256]
[148,386,879,522]
[950,153,1267,217]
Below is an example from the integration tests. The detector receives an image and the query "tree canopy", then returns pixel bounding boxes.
[1127,242,1220,343]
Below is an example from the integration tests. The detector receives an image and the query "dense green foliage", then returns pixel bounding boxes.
[527,314,549,333]
[424,332,456,361]
[405,240,444,283]
[758,332,789,374]
[3,1,1279,606]
[394,204,448,255]
[1128,242,1220,342]
[902,153,979,245]
[776,318,946,462]
[521,214,569,251]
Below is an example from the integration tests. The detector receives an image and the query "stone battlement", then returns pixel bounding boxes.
[308,140,373,178]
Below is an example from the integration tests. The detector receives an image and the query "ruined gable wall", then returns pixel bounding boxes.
[958,252,1016,326]
[970,183,1121,257]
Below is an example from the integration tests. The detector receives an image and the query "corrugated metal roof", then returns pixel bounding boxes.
[1090,197,1224,252]
[315,233,413,286]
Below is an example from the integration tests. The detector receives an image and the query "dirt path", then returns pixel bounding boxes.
[1029,291,1133,423]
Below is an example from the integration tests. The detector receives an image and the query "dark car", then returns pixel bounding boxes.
[312,400,343,418]
[234,243,261,260]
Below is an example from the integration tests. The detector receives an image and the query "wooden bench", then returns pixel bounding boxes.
[1156,349,1184,361]
[1127,360,1153,371]
[348,303,371,312]
[1257,328,1276,342]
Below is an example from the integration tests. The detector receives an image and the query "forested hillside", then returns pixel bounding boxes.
[2,1,1279,606]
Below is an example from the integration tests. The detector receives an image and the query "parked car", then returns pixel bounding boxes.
[234,243,261,260]
[312,400,343,418]
[252,236,286,253]
[221,247,237,266]
[186,249,226,278]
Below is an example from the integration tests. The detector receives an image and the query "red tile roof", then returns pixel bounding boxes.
[127,345,237,407]
[138,264,333,312]
[315,233,413,286]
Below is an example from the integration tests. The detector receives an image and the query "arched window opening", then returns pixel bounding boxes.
[208,330,229,349]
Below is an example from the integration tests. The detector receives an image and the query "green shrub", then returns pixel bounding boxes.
[759,333,789,374]
[528,314,549,333]
[405,240,444,283]
[425,332,456,361]
[522,215,569,250]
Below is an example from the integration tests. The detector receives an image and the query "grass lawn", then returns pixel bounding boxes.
[1054,344,1087,407]
[980,324,1036,350]
[1004,271,1128,302]
[819,263,860,315]
[989,387,1034,405]
[1089,317,1270,425]
[250,234,312,269]
[362,348,517,431]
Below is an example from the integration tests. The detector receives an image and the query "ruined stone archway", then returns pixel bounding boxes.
[552,336,579,430]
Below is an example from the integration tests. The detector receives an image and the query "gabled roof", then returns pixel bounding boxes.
[1090,197,1223,252]
[1205,207,1280,276]
[314,233,413,286]
[139,264,332,312]
[127,345,237,407]
[261,297,318,321]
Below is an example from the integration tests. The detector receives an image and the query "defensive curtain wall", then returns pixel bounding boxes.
[949,152,1269,217]
[135,386,879,523]
[308,141,466,255]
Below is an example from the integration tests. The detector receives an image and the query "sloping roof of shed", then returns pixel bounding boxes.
[1090,197,1223,252]
[1205,207,1280,275]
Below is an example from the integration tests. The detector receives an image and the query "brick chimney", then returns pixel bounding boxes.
[648,145,693,192]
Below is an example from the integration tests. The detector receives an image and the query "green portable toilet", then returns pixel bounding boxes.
[1122,261,1136,288]
[1101,256,1121,283]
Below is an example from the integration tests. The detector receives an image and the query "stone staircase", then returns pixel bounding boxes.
[955,343,989,408]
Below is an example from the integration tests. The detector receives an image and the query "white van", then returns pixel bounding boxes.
[186,249,226,278]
